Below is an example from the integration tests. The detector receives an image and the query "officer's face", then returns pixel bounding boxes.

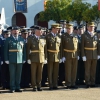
[78,28,84,35]
[87,26,95,32]
[67,27,73,34]
[54,28,59,33]
[22,33,28,39]
[35,29,42,36]
[4,34,10,38]
[12,30,19,37]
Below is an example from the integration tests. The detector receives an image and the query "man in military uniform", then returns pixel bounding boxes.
[76,25,85,85]
[27,26,47,91]
[62,23,79,89]
[4,27,26,93]
[81,22,100,88]
[1,30,11,89]
[46,24,62,90]
[21,29,31,88]
[95,31,100,84]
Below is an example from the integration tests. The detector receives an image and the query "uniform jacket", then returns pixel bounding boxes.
[61,32,79,59]
[26,35,47,63]
[46,33,62,62]
[4,36,26,63]
[81,32,100,59]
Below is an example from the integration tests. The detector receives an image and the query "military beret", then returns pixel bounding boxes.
[78,25,83,29]
[20,26,25,29]
[87,22,95,26]
[21,29,28,34]
[12,26,20,30]
[7,26,12,30]
[3,30,11,34]
[74,26,78,30]
[66,23,73,29]
[34,26,42,30]
[51,23,61,28]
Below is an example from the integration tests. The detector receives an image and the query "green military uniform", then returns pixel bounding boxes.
[81,22,100,86]
[62,24,79,87]
[4,35,26,91]
[46,24,62,89]
[27,34,47,89]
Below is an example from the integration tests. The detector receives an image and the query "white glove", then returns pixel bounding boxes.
[82,56,86,61]
[1,61,3,65]
[27,59,31,64]
[78,56,80,60]
[97,55,100,59]
[44,60,47,64]
[23,61,26,63]
[5,61,9,64]
[59,59,62,63]
[62,57,66,63]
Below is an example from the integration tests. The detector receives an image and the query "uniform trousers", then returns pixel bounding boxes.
[48,62,59,88]
[65,58,78,86]
[31,62,43,88]
[9,63,22,90]
[84,59,97,85]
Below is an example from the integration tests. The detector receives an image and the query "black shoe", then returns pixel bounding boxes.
[10,90,15,93]
[58,83,64,86]
[33,88,37,91]
[66,86,71,89]
[71,86,78,89]
[49,87,53,90]
[85,85,90,88]
[53,87,58,90]
[37,88,42,91]
[15,89,22,92]
[90,85,97,88]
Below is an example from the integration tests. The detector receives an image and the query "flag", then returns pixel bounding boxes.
[44,0,47,11]
[98,0,100,10]
[14,0,27,13]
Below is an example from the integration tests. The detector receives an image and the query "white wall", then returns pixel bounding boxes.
[0,0,44,27]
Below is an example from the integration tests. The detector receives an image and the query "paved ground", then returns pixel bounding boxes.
[0,86,100,100]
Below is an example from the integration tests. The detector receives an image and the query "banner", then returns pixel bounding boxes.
[98,0,100,10]
[14,0,27,13]
[44,0,47,11]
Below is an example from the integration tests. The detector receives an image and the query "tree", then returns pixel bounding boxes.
[39,0,72,22]
[65,0,91,25]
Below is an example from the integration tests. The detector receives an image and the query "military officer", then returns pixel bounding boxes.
[4,27,26,93]
[95,31,100,84]
[1,30,11,89]
[21,29,31,88]
[62,23,79,89]
[81,22,100,88]
[27,26,47,91]
[46,24,62,90]
[76,25,85,85]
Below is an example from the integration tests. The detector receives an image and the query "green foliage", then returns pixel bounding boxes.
[65,0,91,25]
[39,0,100,25]
[39,0,72,22]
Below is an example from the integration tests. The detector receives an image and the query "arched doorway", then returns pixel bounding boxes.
[34,13,48,28]
[12,13,26,27]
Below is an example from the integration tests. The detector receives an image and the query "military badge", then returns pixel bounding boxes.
[20,41,24,47]
[94,36,97,41]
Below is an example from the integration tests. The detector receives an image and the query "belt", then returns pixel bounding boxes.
[84,47,97,50]
[9,49,22,52]
[47,50,59,53]
[64,49,77,52]
[31,50,44,53]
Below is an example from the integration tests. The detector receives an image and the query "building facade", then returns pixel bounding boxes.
[0,0,98,28]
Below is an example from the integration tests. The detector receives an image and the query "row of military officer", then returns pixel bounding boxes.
[0,22,100,93]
